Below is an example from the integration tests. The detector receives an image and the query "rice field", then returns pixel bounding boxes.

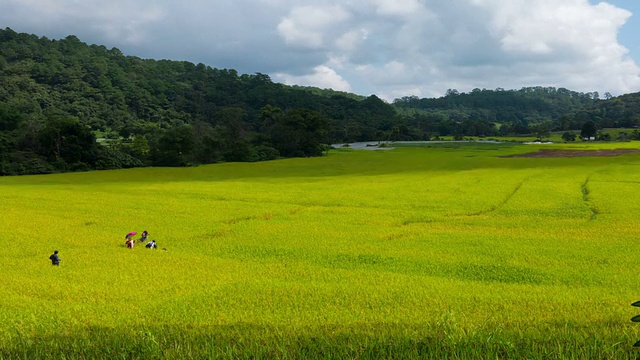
[1,142,640,359]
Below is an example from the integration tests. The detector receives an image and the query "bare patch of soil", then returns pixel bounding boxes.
[503,148,640,158]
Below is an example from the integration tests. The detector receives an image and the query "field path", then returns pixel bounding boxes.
[465,178,527,216]
[581,173,598,221]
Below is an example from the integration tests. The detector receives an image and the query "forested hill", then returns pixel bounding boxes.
[394,87,598,123]
[0,27,398,175]
[393,87,640,136]
[1,27,640,176]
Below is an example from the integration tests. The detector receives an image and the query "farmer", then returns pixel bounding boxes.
[125,231,137,248]
[145,240,157,249]
[140,230,149,243]
[49,250,61,266]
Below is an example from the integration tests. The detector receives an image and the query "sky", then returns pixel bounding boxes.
[0,0,639,101]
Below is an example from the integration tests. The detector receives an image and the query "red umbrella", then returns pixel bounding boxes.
[125,231,137,239]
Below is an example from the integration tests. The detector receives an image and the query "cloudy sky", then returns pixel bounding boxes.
[1,0,639,100]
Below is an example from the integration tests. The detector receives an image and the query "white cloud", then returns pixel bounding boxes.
[475,0,631,57]
[335,29,369,52]
[369,0,425,17]
[463,0,640,94]
[96,5,167,44]
[273,65,352,92]
[277,5,351,49]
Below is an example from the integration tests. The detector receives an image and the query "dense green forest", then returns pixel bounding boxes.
[394,87,640,139]
[1,27,640,175]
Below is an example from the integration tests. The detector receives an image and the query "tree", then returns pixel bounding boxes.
[0,103,22,131]
[445,89,459,96]
[558,115,571,131]
[37,117,98,167]
[127,135,150,161]
[531,122,550,140]
[268,108,328,157]
[561,132,576,142]
[597,132,611,141]
[153,125,196,166]
[580,120,597,139]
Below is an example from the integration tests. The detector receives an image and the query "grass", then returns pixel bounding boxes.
[1,142,640,358]
[428,127,637,143]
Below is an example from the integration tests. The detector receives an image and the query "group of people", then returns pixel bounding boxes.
[125,230,158,249]
[49,230,162,266]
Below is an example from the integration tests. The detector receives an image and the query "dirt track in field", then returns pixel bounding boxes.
[503,149,640,158]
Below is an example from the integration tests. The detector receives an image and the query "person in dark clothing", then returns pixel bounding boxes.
[145,240,157,249]
[49,250,61,266]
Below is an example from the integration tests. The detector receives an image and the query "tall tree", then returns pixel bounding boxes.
[37,117,98,166]
[268,108,328,157]
[153,125,196,166]
[580,120,597,139]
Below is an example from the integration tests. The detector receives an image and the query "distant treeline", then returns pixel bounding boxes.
[393,87,640,139]
[1,27,640,175]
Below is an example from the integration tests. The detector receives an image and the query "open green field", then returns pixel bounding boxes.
[2,142,640,359]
